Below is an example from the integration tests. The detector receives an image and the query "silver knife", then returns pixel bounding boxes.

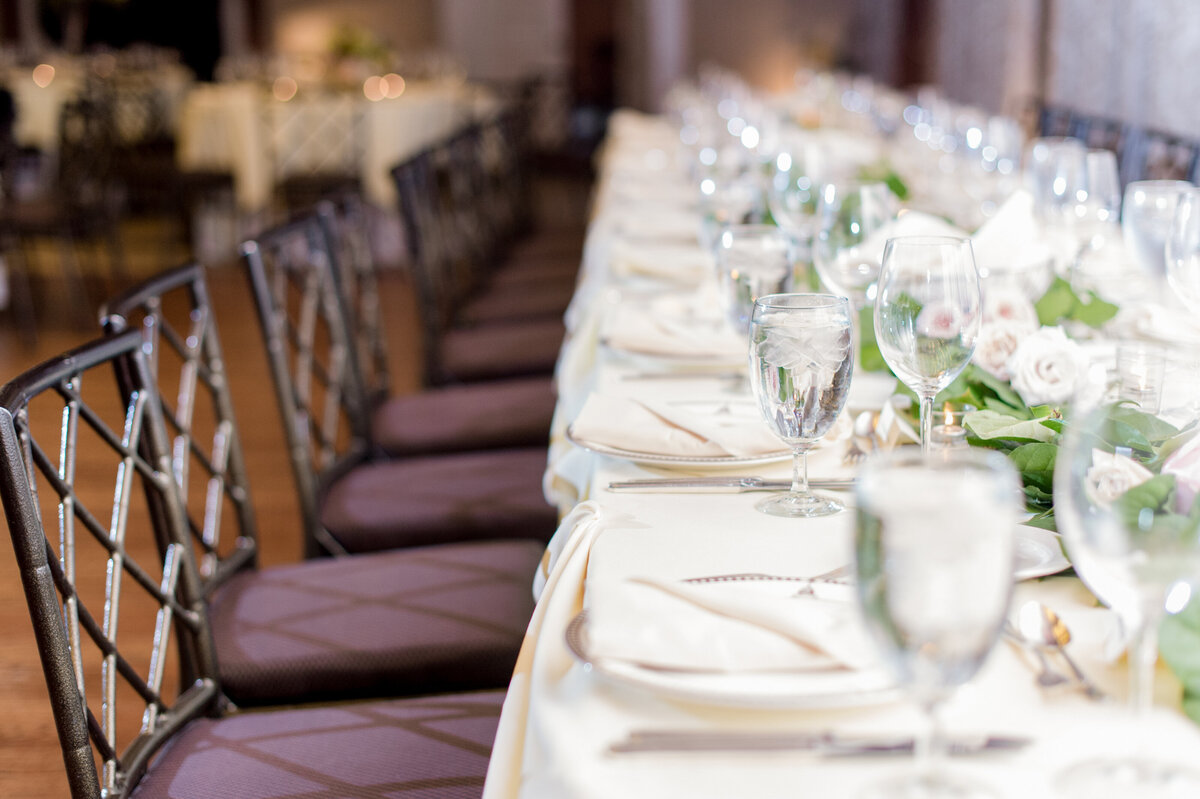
[610,729,1030,756]
[607,476,855,493]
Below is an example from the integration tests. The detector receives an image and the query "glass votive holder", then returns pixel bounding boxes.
[1116,341,1167,414]
[930,402,976,449]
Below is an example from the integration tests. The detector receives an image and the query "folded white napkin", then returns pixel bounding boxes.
[568,393,787,458]
[601,299,745,361]
[609,240,714,283]
[609,210,702,245]
[972,190,1054,284]
[585,574,878,673]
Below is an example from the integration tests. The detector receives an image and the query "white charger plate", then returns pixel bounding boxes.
[564,424,791,469]
[1014,524,1071,581]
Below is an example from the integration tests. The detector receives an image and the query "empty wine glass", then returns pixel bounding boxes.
[854,447,1020,799]
[812,180,900,368]
[698,170,764,255]
[714,225,795,334]
[1053,393,1200,798]
[1166,187,1200,314]
[874,236,982,453]
[748,293,853,517]
[1122,179,1193,282]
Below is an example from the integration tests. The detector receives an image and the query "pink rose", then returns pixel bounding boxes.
[1163,433,1200,514]
[914,302,963,339]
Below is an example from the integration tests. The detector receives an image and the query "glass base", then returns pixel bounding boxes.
[858,771,997,799]
[1055,756,1200,799]
[755,490,843,518]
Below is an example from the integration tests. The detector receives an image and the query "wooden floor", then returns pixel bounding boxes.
[0,225,426,796]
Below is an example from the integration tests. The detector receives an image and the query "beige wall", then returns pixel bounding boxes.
[264,0,438,59]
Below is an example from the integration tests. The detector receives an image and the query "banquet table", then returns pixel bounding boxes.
[481,109,1200,799]
[175,78,495,211]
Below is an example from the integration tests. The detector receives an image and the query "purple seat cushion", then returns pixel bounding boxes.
[130,690,505,798]
[486,256,579,288]
[458,280,575,325]
[505,229,585,260]
[320,448,557,554]
[373,376,555,457]
[210,540,542,705]
[439,318,564,383]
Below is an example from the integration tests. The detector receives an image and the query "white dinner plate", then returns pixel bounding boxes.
[1013,524,1071,581]
[565,610,899,710]
[564,423,792,469]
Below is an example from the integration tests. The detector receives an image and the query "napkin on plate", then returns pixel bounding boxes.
[972,190,1054,292]
[601,298,745,362]
[585,575,877,673]
[568,393,786,458]
[609,240,714,283]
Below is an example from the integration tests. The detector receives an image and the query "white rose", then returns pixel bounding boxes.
[1086,448,1154,507]
[983,286,1039,332]
[972,320,1030,381]
[1007,326,1092,406]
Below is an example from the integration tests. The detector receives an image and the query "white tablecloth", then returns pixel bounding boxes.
[483,110,1200,799]
[176,79,493,210]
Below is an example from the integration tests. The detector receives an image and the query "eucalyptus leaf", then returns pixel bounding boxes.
[1022,512,1058,532]
[1035,278,1077,326]
[1109,405,1180,445]
[1112,473,1176,531]
[1073,290,1119,327]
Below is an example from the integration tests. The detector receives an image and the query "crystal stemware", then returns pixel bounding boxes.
[854,447,1020,799]
[748,293,853,517]
[1122,179,1193,283]
[1053,388,1200,797]
[1166,186,1200,314]
[714,224,795,334]
[811,180,900,367]
[874,236,982,453]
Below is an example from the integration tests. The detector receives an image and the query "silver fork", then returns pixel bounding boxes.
[682,564,852,592]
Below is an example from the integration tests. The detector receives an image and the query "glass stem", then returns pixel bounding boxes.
[917,700,945,784]
[791,446,810,496]
[1130,600,1163,725]
[920,394,934,454]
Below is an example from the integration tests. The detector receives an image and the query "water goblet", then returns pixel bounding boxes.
[1122,179,1193,283]
[1165,186,1200,314]
[714,224,796,334]
[811,180,900,367]
[748,293,853,518]
[1053,391,1200,798]
[874,236,982,453]
[854,447,1020,799]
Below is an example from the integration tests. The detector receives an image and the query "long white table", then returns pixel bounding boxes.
[482,109,1200,799]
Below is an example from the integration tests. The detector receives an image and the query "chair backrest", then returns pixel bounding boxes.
[0,331,223,798]
[241,215,368,557]
[1123,126,1200,183]
[100,263,259,595]
[316,195,392,408]
[58,95,119,212]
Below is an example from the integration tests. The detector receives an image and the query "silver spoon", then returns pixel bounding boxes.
[1017,600,1107,700]
[1003,619,1069,689]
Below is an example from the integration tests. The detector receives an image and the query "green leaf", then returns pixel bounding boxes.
[858,306,891,373]
[1010,442,1059,493]
[1035,277,1077,326]
[1109,405,1180,445]
[965,411,1058,444]
[1073,290,1119,327]
[1112,473,1176,531]
[968,367,1028,413]
[1161,598,1200,727]
[1102,418,1156,455]
[1022,511,1058,532]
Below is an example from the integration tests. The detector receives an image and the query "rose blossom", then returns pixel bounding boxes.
[1162,433,1200,514]
[983,286,1039,332]
[914,302,962,339]
[972,320,1030,381]
[1086,448,1154,507]
[1007,326,1093,406]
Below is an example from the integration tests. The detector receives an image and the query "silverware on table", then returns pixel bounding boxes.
[609,729,1031,756]
[607,476,855,493]
[1017,601,1108,701]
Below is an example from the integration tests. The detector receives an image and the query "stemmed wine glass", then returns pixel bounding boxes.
[1122,180,1193,284]
[811,180,900,369]
[1053,389,1200,797]
[748,293,853,517]
[1165,186,1200,313]
[854,447,1020,799]
[874,236,982,453]
[714,224,795,334]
